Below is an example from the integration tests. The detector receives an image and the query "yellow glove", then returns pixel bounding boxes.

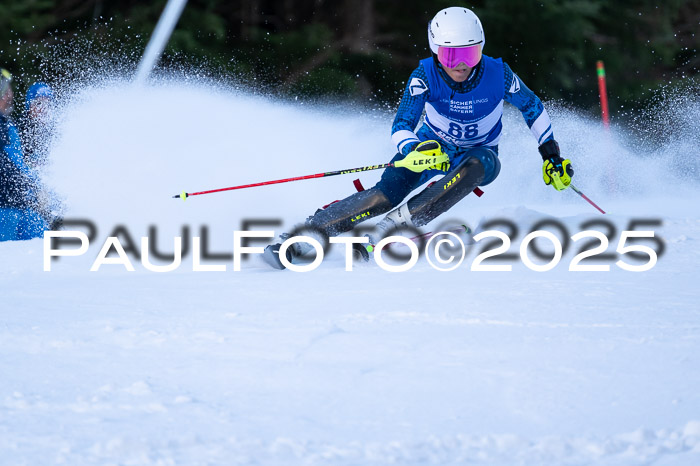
[542,157,574,190]
[396,140,450,173]
[539,139,573,191]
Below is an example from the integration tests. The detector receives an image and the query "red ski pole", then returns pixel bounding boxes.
[570,183,606,214]
[173,151,449,200]
[173,163,391,200]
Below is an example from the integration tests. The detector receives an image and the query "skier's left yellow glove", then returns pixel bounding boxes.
[539,139,574,191]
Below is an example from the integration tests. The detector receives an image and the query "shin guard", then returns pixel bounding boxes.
[377,156,485,230]
[305,187,394,237]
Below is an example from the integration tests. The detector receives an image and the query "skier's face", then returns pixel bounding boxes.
[436,44,481,82]
[443,64,472,82]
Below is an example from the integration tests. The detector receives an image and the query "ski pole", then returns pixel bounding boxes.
[570,183,606,214]
[172,151,449,200]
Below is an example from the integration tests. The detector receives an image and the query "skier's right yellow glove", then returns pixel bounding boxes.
[396,140,450,173]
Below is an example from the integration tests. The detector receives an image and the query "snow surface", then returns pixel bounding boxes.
[1,81,699,465]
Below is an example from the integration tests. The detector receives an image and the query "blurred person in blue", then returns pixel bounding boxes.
[22,81,64,227]
[22,82,55,168]
[263,7,574,269]
[0,68,48,241]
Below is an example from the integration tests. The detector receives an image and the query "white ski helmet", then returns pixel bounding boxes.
[428,7,485,54]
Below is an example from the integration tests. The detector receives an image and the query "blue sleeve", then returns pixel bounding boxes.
[503,62,554,145]
[391,65,430,155]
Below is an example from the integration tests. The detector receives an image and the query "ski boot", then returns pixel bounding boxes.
[262,242,294,270]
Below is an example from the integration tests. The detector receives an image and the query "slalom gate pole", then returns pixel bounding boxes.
[135,0,189,83]
[597,60,617,193]
[173,163,392,200]
[570,183,606,214]
[597,60,610,130]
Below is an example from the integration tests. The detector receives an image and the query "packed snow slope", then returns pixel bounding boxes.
[1,79,699,465]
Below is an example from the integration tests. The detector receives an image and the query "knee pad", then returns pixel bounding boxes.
[464,147,500,185]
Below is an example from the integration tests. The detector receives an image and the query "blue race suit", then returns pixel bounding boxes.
[0,113,47,241]
[376,55,554,206]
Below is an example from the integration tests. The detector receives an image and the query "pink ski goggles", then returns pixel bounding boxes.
[437,44,482,69]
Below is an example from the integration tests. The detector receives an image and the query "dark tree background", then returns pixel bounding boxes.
[0,0,697,115]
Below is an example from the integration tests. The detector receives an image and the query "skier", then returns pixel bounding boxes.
[0,68,48,241]
[263,6,574,269]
